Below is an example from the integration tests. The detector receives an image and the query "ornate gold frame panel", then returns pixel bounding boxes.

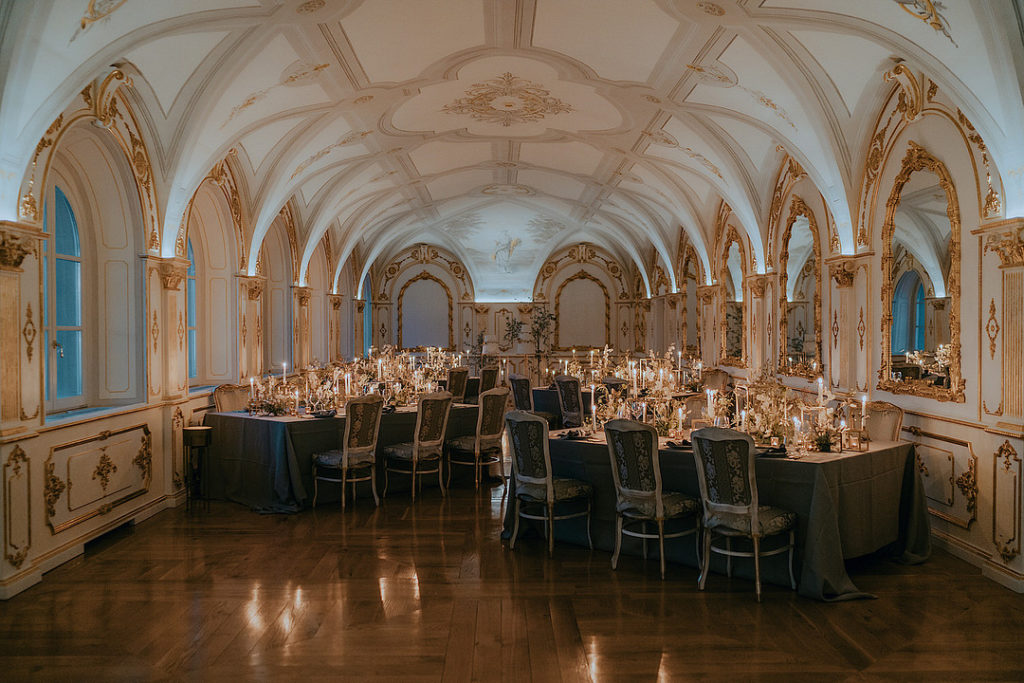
[718,227,747,368]
[777,196,823,378]
[44,423,153,535]
[878,141,964,401]
[396,271,454,350]
[553,270,610,350]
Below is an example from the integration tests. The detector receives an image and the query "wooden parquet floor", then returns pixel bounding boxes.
[2,484,1023,682]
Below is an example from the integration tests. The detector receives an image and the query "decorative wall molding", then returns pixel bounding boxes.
[4,445,30,569]
[993,440,1021,562]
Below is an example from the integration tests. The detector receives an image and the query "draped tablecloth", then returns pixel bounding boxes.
[502,435,930,601]
[204,405,478,512]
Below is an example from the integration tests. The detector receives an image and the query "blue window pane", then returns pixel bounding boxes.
[55,258,80,326]
[42,254,48,327]
[55,330,82,399]
[188,330,197,378]
[44,330,50,402]
[187,240,196,276]
[54,187,80,257]
[187,279,196,326]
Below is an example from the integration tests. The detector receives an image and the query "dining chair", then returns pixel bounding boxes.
[382,391,453,502]
[683,394,708,426]
[213,383,249,412]
[447,386,509,488]
[702,369,730,393]
[690,426,797,601]
[866,400,904,442]
[554,375,584,428]
[508,374,557,427]
[447,367,469,402]
[478,366,499,393]
[506,410,593,556]
[312,394,385,509]
[603,419,700,579]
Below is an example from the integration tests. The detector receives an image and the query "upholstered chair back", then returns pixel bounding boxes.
[447,367,469,402]
[410,391,452,462]
[343,394,385,466]
[691,427,760,522]
[684,394,708,425]
[866,401,904,442]
[604,419,665,518]
[506,410,553,500]
[508,374,533,411]
[479,366,499,393]
[476,387,510,450]
[554,375,583,428]
[702,369,730,393]
[213,384,249,412]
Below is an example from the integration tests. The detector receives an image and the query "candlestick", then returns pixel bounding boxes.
[861,395,867,430]
[641,402,647,422]
[345,372,351,397]
[589,349,594,367]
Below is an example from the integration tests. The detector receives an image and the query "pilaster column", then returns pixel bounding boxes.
[747,275,769,374]
[354,299,366,358]
[147,257,189,400]
[0,221,46,437]
[696,284,719,366]
[292,286,312,369]
[828,258,858,394]
[237,276,264,380]
[666,293,681,351]
[328,294,344,362]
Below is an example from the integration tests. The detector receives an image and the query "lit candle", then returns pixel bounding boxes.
[861,394,868,430]
[282,361,287,383]
[589,349,595,367]
[250,376,255,399]
[817,376,824,405]
[345,372,351,396]
[677,407,683,432]
[677,350,682,368]
[294,389,299,412]
[592,402,598,430]
[378,358,383,379]
[740,409,747,430]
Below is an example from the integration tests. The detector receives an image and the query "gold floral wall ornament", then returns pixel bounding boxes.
[884,63,925,123]
[223,63,329,128]
[296,0,325,13]
[986,299,1000,359]
[71,0,128,41]
[858,307,866,350]
[441,72,573,127]
[44,461,65,519]
[4,446,30,568]
[984,228,1024,267]
[22,303,36,362]
[696,2,725,16]
[893,0,957,46]
[993,440,1021,561]
[94,452,116,488]
[151,311,159,354]
[177,311,185,352]
[289,130,372,179]
[132,430,152,485]
[0,231,31,270]
[831,310,839,348]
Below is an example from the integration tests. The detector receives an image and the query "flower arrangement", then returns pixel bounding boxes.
[741,370,798,442]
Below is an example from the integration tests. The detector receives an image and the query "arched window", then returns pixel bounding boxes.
[891,270,924,354]
[362,276,372,357]
[43,186,84,411]
[187,240,198,380]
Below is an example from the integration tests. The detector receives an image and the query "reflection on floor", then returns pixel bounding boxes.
[2,484,1023,681]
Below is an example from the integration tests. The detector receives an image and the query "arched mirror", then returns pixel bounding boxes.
[778,199,822,378]
[681,247,701,358]
[719,229,745,366]
[880,142,963,401]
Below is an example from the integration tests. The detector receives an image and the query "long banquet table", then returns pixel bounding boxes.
[502,433,931,601]
[204,405,479,512]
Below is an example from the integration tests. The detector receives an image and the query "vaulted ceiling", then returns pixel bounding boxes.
[1,0,1022,300]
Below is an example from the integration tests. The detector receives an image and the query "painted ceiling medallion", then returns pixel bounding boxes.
[481,184,533,196]
[442,73,573,127]
[696,2,726,16]
[295,0,325,14]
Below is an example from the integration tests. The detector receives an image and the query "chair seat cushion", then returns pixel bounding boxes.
[618,491,699,520]
[382,442,415,460]
[708,505,797,537]
[446,435,502,455]
[313,449,374,469]
[516,477,592,503]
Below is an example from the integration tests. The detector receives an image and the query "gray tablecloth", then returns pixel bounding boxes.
[204,405,478,512]
[502,436,930,601]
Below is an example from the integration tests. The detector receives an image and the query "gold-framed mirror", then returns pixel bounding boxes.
[719,227,746,367]
[879,141,964,401]
[777,197,822,378]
